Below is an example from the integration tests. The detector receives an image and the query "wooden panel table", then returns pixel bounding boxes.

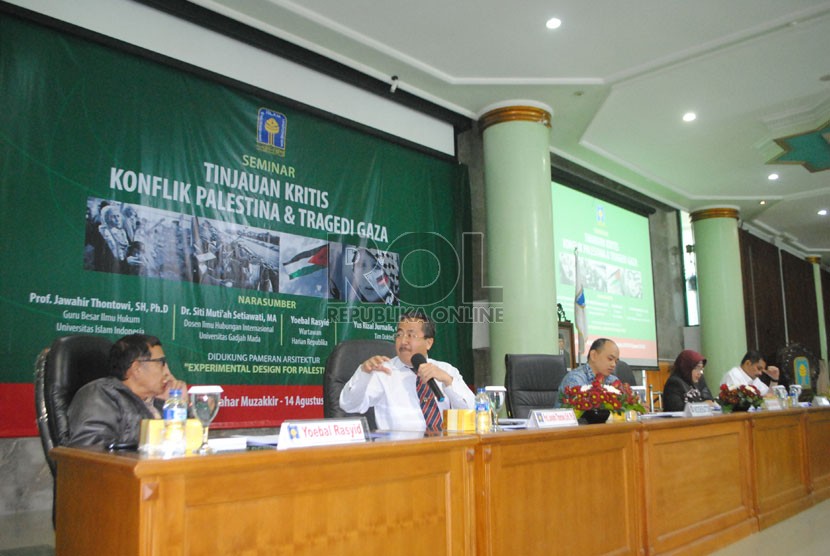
[805,407,830,502]
[750,409,811,528]
[475,425,642,556]
[53,435,478,556]
[640,414,757,556]
[53,407,830,556]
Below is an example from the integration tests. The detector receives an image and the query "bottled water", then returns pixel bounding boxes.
[161,389,187,457]
[475,387,491,433]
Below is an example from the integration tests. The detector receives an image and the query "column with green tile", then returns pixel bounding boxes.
[479,102,556,386]
[691,208,747,388]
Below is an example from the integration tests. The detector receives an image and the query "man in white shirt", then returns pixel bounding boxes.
[721,350,780,396]
[339,310,475,431]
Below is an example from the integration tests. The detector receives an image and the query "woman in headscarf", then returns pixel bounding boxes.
[662,349,714,412]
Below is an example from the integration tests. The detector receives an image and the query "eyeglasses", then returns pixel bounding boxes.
[139,356,167,367]
[394,331,425,340]
[693,363,705,371]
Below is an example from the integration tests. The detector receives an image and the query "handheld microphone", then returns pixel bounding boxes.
[411,353,445,402]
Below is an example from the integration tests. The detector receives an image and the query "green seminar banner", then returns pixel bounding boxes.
[0,11,472,436]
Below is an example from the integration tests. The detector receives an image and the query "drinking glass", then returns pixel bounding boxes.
[485,386,506,431]
[188,385,223,455]
[789,385,802,407]
[772,385,788,407]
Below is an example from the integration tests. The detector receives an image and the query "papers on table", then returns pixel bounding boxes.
[368,431,429,441]
[638,412,685,419]
[240,434,280,449]
[206,437,248,452]
[497,418,528,430]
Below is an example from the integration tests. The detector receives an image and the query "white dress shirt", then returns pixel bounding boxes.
[339,356,475,431]
[721,366,769,396]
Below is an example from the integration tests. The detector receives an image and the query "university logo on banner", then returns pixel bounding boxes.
[794,356,811,387]
[595,205,606,226]
[256,108,287,156]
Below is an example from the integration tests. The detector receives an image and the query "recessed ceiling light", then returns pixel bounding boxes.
[819,209,828,216]
[546,17,562,30]
[759,201,766,205]
[682,112,697,122]
[768,173,779,180]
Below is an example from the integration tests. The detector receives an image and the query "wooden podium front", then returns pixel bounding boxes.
[476,425,642,556]
[53,435,478,556]
[54,407,830,556]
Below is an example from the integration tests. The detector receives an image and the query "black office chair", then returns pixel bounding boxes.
[614,360,638,386]
[34,334,113,526]
[505,353,568,418]
[35,335,113,474]
[323,339,396,430]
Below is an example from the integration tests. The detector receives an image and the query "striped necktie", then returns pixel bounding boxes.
[416,375,443,431]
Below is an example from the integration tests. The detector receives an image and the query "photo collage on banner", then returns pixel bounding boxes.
[83,197,400,304]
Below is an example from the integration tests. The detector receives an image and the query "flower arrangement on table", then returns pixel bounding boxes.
[560,377,647,418]
[718,384,762,412]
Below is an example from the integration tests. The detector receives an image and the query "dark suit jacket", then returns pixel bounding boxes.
[662,374,713,412]
[67,377,161,447]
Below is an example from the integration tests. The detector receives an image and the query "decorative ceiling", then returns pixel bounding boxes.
[189,0,830,265]
[771,121,830,172]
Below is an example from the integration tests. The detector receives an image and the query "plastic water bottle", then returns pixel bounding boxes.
[475,387,491,433]
[162,389,187,457]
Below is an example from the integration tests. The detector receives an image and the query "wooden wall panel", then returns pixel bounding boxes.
[739,230,786,358]
[781,251,820,356]
[823,268,830,362]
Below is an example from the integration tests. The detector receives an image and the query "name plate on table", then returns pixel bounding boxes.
[443,409,475,432]
[526,409,578,429]
[763,398,785,411]
[684,402,714,417]
[277,418,368,450]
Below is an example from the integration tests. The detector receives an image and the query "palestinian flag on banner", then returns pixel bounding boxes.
[284,244,328,279]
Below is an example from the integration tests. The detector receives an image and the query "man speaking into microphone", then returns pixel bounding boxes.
[339,309,475,431]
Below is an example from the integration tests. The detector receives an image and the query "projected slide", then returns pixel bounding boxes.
[552,183,658,367]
